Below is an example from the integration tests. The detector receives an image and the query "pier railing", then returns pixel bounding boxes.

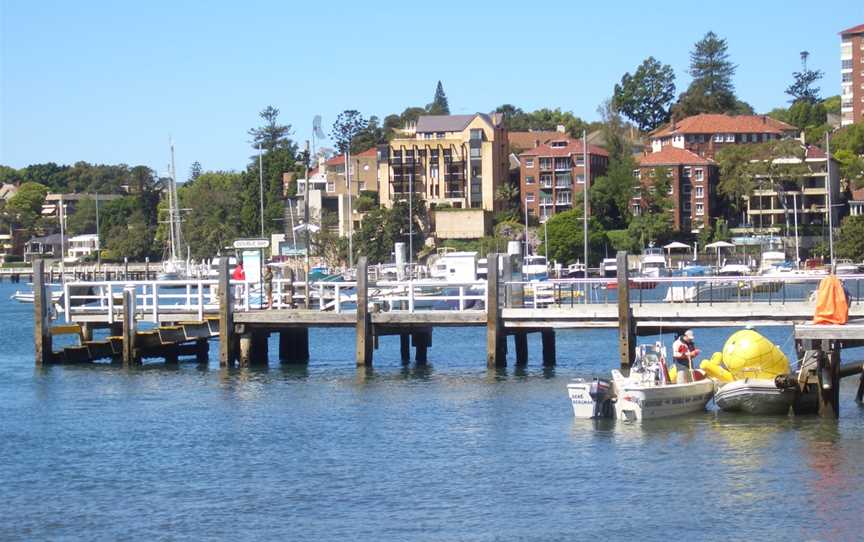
[56,273,863,323]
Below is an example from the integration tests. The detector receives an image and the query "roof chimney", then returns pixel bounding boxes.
[556,124,566,133]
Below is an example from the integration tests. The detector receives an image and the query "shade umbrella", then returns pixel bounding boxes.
[663,241,691,269]
[705,241,735,268]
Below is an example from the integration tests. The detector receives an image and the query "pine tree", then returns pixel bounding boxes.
[672,31,742,117]
[786,51,823,104]
[427,81,450,115]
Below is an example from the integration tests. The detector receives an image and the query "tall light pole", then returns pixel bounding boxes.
[258,144,265,238]
[826,132,835,267]
[523,190,530,258]
[582,129,589,276]
[95,191,101,266]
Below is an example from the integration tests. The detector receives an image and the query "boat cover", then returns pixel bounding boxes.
[812,275,848,325]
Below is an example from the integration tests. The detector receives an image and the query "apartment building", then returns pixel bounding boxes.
[649,114,798,159]
[377,114,509,212]
[635,147,720,232]
[745,145,842,231]
[841,23,864,126]
[518,137,608,221]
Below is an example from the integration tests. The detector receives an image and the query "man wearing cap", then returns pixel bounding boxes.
[672,330,700,381]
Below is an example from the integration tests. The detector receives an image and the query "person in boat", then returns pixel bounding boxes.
[672,329,701,373]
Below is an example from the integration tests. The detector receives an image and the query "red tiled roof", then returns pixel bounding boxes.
[518,138,609,158]
[840,23,864,36]
[805,145,827,160]
[852,187,864,202]
[323,147,377,166]
[508,131,564,151]
[638,147,714,166]
[651,114,797,138]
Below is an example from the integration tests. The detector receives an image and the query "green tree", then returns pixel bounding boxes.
[176,172,246,258]
[835,149,864,189]
[66,197,97,235]
[673,31,741,116]
[822,95,841,115]
[787,100,826,130]
[836,215,864,260]
[99,197,157,261]
[352,195,427,264]
[5,181,48,230]
[330,110,368,154]
[248,105,293,152]
[831,123,864,155]
[351,116,385,153]
[540,208,606,265]
[612,56,676,132]
[628,167,673,245]
[785,51,822,104]
[716,144,756,224]
[427,81,450,115]
[590,154,636,230]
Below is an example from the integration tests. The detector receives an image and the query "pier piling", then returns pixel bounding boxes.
[121,286,140,367]
[356,257,373,366]
[486,253,505,367]
[218,258,236,368]
[279,329,309,363]
[33,259,52,367]
[514,332,528,365]
[617,251,635,376]
[400,333,410,363]
[541,329,556,366]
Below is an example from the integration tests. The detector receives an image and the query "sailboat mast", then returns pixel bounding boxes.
[169,141,184,260]
[167,143,177,262]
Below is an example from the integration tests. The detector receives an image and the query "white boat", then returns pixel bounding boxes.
[835,259,860,275]
[10,289,63,303]
[568,343,715,421]
[565,262,586,278]
[639,247,667,278]
[522,255,548,281]
[714,378,795,415]
[159,141,192,280]
[600,258,617,278]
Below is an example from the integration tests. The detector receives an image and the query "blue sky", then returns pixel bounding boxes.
[1,0,863,180]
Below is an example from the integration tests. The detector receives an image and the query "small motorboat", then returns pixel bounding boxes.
[714,378,795,415]
[568,343,715,421]
[10,289,63,303]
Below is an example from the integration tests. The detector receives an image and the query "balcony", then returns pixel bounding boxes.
[445,191,465,199]
[555,198,572,206]
[539,198,554,207]
[539,179,553,189]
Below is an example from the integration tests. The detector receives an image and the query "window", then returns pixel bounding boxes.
[525,158,534,168]
[695,186,704,198]
[725,134,735,143]
[683,166,691,178]
[539,158,553,170]
[556,173,571,187]
[554,157,570,170]
[436,132,445,139]
[633,169,641,180]
[632,203,642,216]
[540,174,553,188]
[843,72,852,82]
[842,59,853,70]
[576,174,585,184]
[696,203,704,216]
[550,140,568,148]
[470,147,481,158]
[327,181,335,192]
[525,193,535,202]
[713,134,724,143]
[525,175,535,185]
[694,168,704,181]
[470,129,483,140]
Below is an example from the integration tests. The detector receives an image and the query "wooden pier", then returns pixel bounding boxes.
[27,251,864,416]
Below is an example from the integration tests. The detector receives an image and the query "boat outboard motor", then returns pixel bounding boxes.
[588,378,614,418]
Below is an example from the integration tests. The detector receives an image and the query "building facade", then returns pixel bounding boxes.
[635,147,720,232]
[518,137,608,221]
[745,146,842,231]
[377,114,509,215]
[649,114,798,159]
[841,23,864,126]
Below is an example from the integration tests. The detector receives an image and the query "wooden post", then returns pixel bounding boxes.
[33,259,52,366]
[195,339,209,364]
[239,333,253,367]
[817,340,841,418]
[252,331,269,366]
[122,286,139,366]
[218,258,235,368]
[400,333,410,363]
[355,257,372,366]
[413,330,430,364]
[80,323,93,342]
[541,329,556,366]
[123,257,129,280]
[486,253,505,367]
[617,251,634,376]
[514,332,528,365]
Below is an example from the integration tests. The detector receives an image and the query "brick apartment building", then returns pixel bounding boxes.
[635,147,719,232]
[519,137,608,221]
[649,114,798,159]
[841,23,864,126]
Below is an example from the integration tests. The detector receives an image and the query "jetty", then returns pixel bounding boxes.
[29,252,864,417]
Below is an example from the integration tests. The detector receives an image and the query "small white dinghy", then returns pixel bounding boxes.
[568,343,715,421]
[714,378,794,415]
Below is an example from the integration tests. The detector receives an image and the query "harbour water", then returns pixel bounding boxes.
[1,281,863,540]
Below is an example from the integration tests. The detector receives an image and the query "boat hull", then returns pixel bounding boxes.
[715,379,793,415]
[613,378,714,421]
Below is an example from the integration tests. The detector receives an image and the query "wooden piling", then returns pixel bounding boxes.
[400,333,410,363]
[541,329,556,366]
[355,257,373,366]
[252,331,269,366]
[33,259,52,367]
[121,286,139,366]
[218,258,236,368]
[80,323,93,342]
[486,253,505,367]
[617,251,635,376]
[817,340,841,418]
[413,330,430,364]
[515,332,528,365]
[195,339,209,364]
[239,333,253,367]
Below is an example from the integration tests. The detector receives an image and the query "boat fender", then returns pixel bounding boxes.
[774,374,798,390]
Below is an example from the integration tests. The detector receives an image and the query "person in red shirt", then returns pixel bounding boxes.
[672,329,700,371]
[231,260,246,280]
